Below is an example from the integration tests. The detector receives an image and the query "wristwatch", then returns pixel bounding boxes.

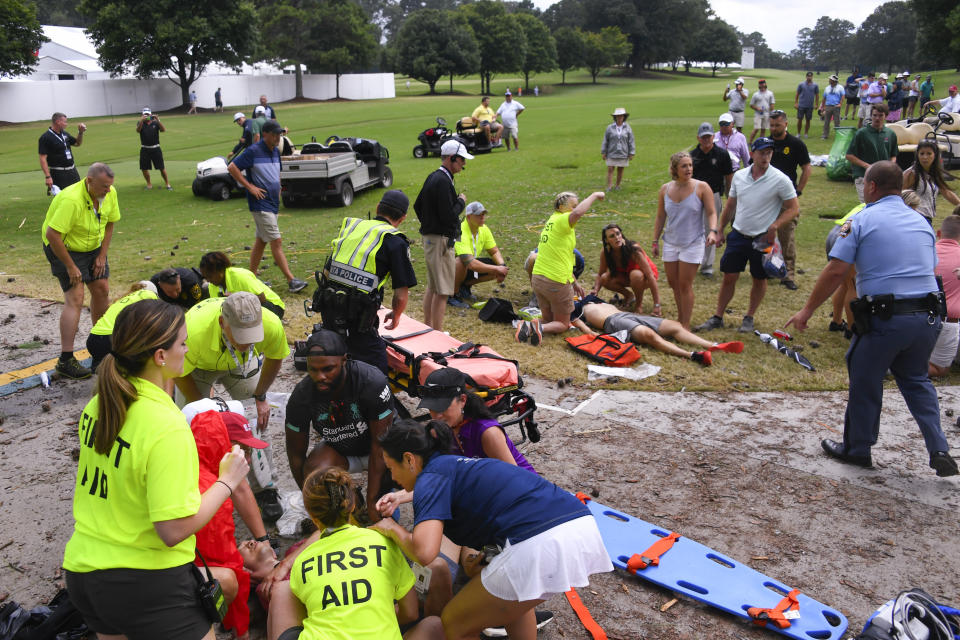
[255,534,270,542]
[796,190,802,197]
[253,393,267,402]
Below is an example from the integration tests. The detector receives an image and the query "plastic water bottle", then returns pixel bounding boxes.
[40,371,50,387]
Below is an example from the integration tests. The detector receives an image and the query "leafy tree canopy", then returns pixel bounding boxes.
[0,0,47,77]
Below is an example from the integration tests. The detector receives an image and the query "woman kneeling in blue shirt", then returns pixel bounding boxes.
[373,419,612,640]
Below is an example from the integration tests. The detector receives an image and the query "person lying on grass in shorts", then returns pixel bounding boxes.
[570,295,744,366]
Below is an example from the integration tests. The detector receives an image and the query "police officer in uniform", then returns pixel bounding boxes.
[311,190,416,374]
[150,266,209,309]
[786,161,958,477]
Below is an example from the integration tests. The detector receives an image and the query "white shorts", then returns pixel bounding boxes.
[662,238,706,264]
[753,113,770,129]
[480,515,612,602]
[858,102,872,119]
[930,321,959,367]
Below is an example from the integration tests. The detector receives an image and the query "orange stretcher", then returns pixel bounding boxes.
[377,309,540,443]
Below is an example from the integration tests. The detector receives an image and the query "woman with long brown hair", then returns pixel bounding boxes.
[902,139,959,223]
[63,299,249,640]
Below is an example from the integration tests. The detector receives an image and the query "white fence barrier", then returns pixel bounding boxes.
[0,73,395,123]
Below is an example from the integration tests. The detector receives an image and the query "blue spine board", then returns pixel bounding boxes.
[582,496,848,640]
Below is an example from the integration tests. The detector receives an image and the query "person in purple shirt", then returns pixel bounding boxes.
[714,112,750,169]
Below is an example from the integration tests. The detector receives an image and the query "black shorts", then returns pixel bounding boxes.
[43,243,109,292]
[720,229,768,280]
[278,627,303,640]
[847,97,860,106]
[262,299,285,319]
[50,166,81,190]
[65,564,211,640]
[140,147,165,170]
[86,333,111,370]
[345,331,388,375]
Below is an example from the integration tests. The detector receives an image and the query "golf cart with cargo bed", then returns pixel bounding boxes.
[280,137,392,207]
[192,135,296,201]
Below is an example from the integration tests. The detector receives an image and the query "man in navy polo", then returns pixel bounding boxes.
[228,120,307,293]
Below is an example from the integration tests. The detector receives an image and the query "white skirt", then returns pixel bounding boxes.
[480,515,613,601]
[605,157,629,167]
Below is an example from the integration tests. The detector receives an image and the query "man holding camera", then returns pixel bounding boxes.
[136,108,171,190]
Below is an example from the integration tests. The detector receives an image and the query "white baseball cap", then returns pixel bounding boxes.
[440,139,474,160]
[254,105,266,116]
[718,112,734,124]
[233,112,245,122]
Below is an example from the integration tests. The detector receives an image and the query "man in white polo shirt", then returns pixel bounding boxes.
[496,90,525,151]
[695,137,799,334]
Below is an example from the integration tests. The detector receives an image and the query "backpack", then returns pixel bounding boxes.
[478,298,519,323]
[565,333,642,367]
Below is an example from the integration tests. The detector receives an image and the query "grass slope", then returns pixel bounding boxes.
[2,67,959,391]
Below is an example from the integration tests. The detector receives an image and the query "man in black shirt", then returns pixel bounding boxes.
[691,122,734,277]
[136,108,171,190]
[150,267,209,308]
[768,110,811,290]
[284,330,394,523]
[414,139,471,330]
[39,112,85,192]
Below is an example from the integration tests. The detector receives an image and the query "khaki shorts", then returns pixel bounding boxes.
[753,113,770,129]
[252,209,281,242]
[855,177,865,203]
[730,111,745,127]
[423,234,456,296]
[531,274,574,323]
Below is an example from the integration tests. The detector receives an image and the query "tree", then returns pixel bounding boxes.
[630,0,709,72]
[395,9,479,93]
[541,0,585,31]
[913,0,960,69]
[33,0,87,27]
[553,26,584,84]
[581,26,629,83]
[301,0,379,99]
[686,18,740,76]
[853,1,916,75]
[514,12,556,90]
[257,0,315,99]
[800,16,855,74]
[0,0,47,77]
[460,0,526,94]
[81,0,258,107]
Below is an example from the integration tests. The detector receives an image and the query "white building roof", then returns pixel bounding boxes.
[40,25,99,60]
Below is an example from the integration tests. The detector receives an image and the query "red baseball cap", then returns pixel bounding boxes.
[221,411,268,449]
[950,85,958,92]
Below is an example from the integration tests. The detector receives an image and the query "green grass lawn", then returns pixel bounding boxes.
[3,67,960,391]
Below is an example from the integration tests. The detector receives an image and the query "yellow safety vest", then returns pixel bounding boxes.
[328,218,400,293]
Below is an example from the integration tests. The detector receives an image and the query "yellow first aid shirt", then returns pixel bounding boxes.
[90,290,159,336]
[63,378,201,571]
[453,219,497,258]
[182,297,290,376]
[210,266,285,311]
[290,525,415,640]
[532,211,576,283]
[41,180,121,252]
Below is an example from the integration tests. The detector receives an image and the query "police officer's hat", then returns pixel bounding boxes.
[379,189,409,216]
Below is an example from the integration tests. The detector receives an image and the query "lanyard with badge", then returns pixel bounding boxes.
[223,330,260,378]
[51,128,72,162]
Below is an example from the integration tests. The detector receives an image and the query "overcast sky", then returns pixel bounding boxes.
[531,0,880,54]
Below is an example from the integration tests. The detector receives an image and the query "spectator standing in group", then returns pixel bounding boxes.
[794,71,820,139]
[250,106,268,144]
[39,112,85,192]
[151,267,209,309]
[906,74,921,119]
[414,139,470,330]
[259,95,277,120]
[228,120,307,293]
[214,87,223,113]
[886,73,906,121]
[496,90,525,151]
[722,77,749,132]
[920,75,935,112]
[932,84,960,114]
[929,216,960,377]
[715,112,751,169]
[856,74,873,128]
[749,79,775,143]
[695,138,798,334]
[820,75,846,139]
[846,103,898,203]
[601,107,635,191]
[228,112,254,161]
[136,108,172,190]
[768,110,811,291]
[866,73,888,115]
[690,122,734,278]
[41,163,119,380]
[188,90,198,114]
[844,68,861,121]
[786,161,957,478]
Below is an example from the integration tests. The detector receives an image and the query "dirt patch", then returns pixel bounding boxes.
[1,295,958,639]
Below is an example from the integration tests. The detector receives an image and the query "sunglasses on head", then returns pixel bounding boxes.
[770,109,786,117]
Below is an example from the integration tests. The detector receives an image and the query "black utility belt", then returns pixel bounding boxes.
[854,293,943,318]
[729,109,744,113]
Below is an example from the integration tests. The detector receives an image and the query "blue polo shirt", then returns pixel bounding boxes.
[231,140,281,214]
[412,455,588,550]
[829,195,938,299]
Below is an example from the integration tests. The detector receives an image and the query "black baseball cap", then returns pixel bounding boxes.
[417,368,468,412]
[380,189,409,215]
[153,268,179,284]
[306,329,348,356]
[261,120,283,135]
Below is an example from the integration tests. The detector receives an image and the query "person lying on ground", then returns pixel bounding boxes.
[592,223,661,315]
[570,295,744,366]
[266,467,443,640]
